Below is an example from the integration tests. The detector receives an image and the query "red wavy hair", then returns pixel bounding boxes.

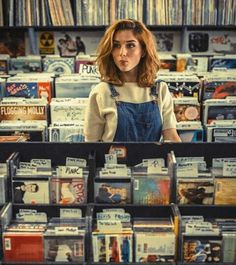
[96,19,160,87]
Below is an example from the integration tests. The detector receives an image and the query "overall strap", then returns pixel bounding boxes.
[108,83,120,104]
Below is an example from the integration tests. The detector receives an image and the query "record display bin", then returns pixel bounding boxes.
[175,205,236,265]
[0,202,90,264]
[0,142,235,265]
[89,204,179,264]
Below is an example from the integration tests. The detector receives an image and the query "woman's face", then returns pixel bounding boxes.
[111,30,143,77]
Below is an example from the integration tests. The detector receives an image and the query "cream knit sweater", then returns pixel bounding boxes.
[84,81,176,142]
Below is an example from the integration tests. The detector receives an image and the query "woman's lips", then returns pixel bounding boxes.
[120,60,128,65]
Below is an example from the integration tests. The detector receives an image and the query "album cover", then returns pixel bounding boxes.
[177,121,203,142]
[43,56,75,74]
[214,178,236,205]
[204,99,236,125]
[155,33,175,52]
[44,236,85,262]
[135,232,176,262]
[209,56,236,70]
[0,128,47,141]
[55,75,98,98]
[0,119,47,141]
[75,54,96,72]
[53,31,103,55]
[4,77,52,102]
[50,177,87,204]
[176,53,194,72]
[191,56,209,72]
[188,32,209,53]
[159,73,201,98]
[94,181,131,204]
[177,179,214,205]
[178,130,203,142]
[92,233,133,263]
[0,135,27,142]
[9,56,42,74]
[0,31,25,56]
[3,231,44,262]
[183,237,222,263]
[202,77,236,101]
[222,232,236,262]
[0,103,48,121]
[213,127,236,143]
[50,98,88,123]
[48,124,84,142]
[133,176,170,205]
[205,120,236,142]
[12,180,50,204]
[173,97,200,122]
[159,54,176,71]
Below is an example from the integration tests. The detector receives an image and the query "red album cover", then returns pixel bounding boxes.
[50,177,87,204]
[3,232,44,262]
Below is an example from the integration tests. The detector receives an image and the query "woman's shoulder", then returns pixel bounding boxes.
[91,81,110,94]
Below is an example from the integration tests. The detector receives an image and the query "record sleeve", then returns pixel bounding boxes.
[50,177,87,204]
[222,232,236,262]
[92,233,133,263]
[183,236,222,263]
[94,181,131,204]
[135,232,176,262]
[3,231,44,262]
[133,175,170,205]
[12,179,50,204]
[177,179,214,205]
[173,97,200,122]
[44,235,85,262]
[214,178,236,205]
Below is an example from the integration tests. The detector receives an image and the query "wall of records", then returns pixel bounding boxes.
[0,142,235,264]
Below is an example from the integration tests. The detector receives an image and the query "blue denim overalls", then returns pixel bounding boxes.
[108,82,162,141]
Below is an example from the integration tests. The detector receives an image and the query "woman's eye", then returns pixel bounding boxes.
[127,43,135,48]
[113,43,120,48]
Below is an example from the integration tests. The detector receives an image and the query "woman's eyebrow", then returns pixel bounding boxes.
[113,40,137,43]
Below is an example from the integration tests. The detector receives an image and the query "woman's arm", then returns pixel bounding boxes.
[162,128,182,142]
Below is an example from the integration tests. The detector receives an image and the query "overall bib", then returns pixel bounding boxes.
[108,82,162,142]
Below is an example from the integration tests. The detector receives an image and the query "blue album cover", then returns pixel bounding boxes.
[94,182,131,204]
[10,58,42,73]
[209,58,236,70]
[202,81,236,100]
[5,82,38,98]
[183,237,222,263]
[133,176,170,205]
[178,130,203,142]
[43,57,75,74]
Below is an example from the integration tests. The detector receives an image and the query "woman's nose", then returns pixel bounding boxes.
[120,46,127,56]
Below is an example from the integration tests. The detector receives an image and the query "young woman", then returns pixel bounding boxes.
[84,19,181,142]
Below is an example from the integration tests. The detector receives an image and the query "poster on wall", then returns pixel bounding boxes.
[187,31,236,54]
[0,31,25,56]
[153,31,181,53]
[38,32,55,55]
[37,31,103,56]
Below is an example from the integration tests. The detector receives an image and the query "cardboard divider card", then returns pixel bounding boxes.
[56,166,83,178]
[66,157,87,167]
[176,163,198,177]
[60,208,82,219]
